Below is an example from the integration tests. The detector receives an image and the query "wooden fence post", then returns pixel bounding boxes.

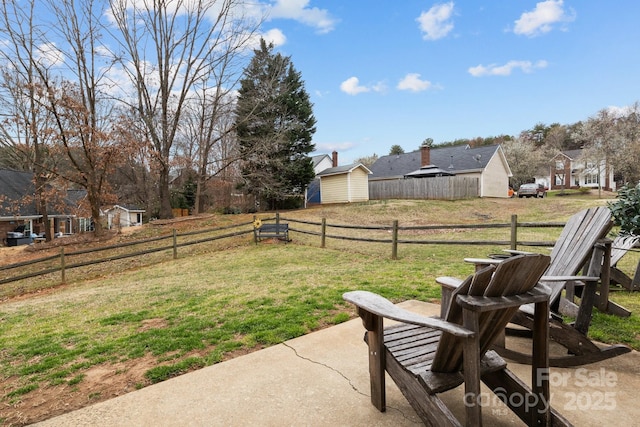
[276,212,280,227]
[321,218,326,248]
[392,220,399,260]
[173,229,178,259]
[253,215,258,244]
[60,248,66,284]
[510,214,517,250]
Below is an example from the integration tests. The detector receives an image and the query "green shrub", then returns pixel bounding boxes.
[608,183,640,236]
[578,187,591,194]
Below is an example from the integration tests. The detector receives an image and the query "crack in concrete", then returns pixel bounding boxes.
[282,342,421,424]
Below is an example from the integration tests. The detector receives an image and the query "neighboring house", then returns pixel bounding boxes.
[104,204,145,229]
[550,149,616,191]
[369,144,512,198]
[0,168,88,245]
[307,154,335,204]
[311,153,334,175]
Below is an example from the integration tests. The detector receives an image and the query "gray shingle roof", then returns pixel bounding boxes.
[0,168,89,217]
[0,169,37,216]
[559,149,583,160]
[369,144,501,179]
[316,163,371,177]
[311,154,331,168]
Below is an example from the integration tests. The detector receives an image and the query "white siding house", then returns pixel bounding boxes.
[105,205,145,229]
[311,154,334,175]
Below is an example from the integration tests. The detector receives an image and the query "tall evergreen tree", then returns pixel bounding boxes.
[235,39,316,210]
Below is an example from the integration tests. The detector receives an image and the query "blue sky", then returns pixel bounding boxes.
[261,1,640,164]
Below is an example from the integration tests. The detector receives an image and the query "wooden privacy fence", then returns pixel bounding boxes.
[368,176,479,200]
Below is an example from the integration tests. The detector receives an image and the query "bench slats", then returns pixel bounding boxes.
[256,223,290,242]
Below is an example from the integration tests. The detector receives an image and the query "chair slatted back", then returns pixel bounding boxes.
[611,235,639,267]
[431,254,551,373]
[543,207,612,303]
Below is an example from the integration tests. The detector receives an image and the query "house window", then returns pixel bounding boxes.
[585,174,599,185]
[555,161,564,170]
[79,218,95,232]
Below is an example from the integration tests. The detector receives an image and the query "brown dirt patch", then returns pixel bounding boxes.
[0,343,270,426]
[1,356,156,426]
[138,318,168,332]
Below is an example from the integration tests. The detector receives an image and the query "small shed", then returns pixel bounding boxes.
[105,205,145,229]
[317,163,372,204]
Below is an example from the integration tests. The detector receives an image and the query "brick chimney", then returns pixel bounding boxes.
[332,151,338,167]
[421,145,430,167]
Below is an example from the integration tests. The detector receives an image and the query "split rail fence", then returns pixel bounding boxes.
[1,214,564,291]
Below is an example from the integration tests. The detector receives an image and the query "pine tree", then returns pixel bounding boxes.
[235,39,316,210]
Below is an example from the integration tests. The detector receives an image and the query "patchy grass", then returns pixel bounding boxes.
[0,244,453,411]
[0,196,638,425]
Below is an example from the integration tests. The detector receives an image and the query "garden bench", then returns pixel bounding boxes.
[256,223,290,242]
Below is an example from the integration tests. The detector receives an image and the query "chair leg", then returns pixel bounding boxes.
[359,309,386,412]
[482,369,572,427]
[632,260,640,291]
[462,309,482,427]
[531,299,550,426]
[385,353,460,427]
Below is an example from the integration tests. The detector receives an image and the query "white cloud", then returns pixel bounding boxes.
[35,42,65,67]
[243,28,287,51]
[513,0,575,37]
[314,142,356,153]
[397,73,432,92]
[262,28,287,47]
[468,60,548,77]
[416,1,455,41]
[266,0,337,34]
[340,77,369,95]
[371,81,388,93]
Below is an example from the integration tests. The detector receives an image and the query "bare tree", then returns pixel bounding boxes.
[354,153,379,168]
[107,0,261,218]
[611,102,640,185]
[177,88,241,213]
[0,0,132,237]
[502,136,550,189]
[41,0,127,235]
[0,0,59,240]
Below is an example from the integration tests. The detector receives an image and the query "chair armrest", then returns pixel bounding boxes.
[436,276,464,318]
[456,284,550,312]
[464,257,503,265]
[540,275,599,282]
[503,249,535,255]
[435,276,464,290]
[343,291,474,338]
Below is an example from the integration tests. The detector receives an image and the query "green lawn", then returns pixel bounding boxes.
[1,196,639,424]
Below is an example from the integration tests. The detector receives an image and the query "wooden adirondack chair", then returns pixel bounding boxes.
[344,254,573,427]
[457,207,632,367]
[609,234,640,291]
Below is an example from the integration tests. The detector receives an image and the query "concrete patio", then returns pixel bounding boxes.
[35,301,640,426]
